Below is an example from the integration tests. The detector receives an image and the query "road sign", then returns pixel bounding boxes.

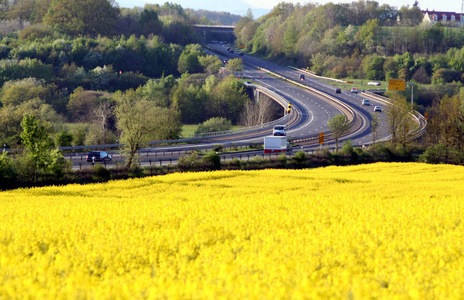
[388,79,406,91]
[319,133,324,144]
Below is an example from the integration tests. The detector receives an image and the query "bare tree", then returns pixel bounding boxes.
[239,96,280,126]
[370,111,380,145]
[91,97,113,144]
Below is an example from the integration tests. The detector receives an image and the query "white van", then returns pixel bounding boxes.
[273,125,286,136]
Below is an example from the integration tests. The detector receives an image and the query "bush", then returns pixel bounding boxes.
[0,151,16,189]
[177,152,201,172]
[91,164,111,182]
[202,151,221,170]
[292,151,308,168]
[275,153,288,168]
[195,117,232,135]
[419,144,464,165]
[340,140,354,156]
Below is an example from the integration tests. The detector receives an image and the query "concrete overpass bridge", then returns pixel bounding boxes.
[192,25,236,43]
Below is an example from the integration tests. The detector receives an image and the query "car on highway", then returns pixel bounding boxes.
[362,99,370,106]
[229,49,234,53]
[238,52,244,56]
[368,81,381,86]
[335,88,341,93]
[86,151,112,162]
[272,125,286,136]
[299,74,305,80]
[374,106,382,112]
[351,87,358,93]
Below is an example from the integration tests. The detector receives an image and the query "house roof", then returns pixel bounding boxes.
[422,10,463,21]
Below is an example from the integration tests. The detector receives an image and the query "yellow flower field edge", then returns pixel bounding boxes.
[1,162,464,298]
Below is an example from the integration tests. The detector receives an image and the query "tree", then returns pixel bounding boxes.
[239,96,280,126]
[177,44,205,74]
[20,114,68,181]
[114,90,181,169]
[198,55,223,75]
[44,0,119,36]
[224,58,244,75]
[370,111,381,145]
[385,94,416,147]
[327,114,351,151]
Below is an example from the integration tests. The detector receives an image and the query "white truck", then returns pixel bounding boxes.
[264,136,291,153]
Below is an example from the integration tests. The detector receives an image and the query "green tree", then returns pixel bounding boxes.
[114,90,181,169]
[327,114,351,151]
[198,55,223,75]
[44,0,119,36]
[177,44,204,74]
[20,114,68,181]
[224,58,243,75]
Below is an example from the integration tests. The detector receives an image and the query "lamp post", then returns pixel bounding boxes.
[406,82,414,107]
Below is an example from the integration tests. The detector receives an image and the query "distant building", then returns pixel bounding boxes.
[422,10,464,26]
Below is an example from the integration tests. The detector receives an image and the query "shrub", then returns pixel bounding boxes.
[91,164,111,182]
[292,151,308,168]
[177,152,200,172]
[195,117,232,135]
[275,153,288,168]
[0,151,16,189]
[419,144,464,165]
[202,151,221,170]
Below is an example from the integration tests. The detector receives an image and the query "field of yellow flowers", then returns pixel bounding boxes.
[1,162,464,298]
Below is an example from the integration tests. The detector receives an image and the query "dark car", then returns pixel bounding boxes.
[299,74,305,80]
[335,88,341,93]
[229,49,234,53]
[86,151,112,162]
[238,52,244,56]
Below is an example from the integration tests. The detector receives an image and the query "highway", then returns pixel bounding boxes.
[69,44,398,169]
[209,43,391,147]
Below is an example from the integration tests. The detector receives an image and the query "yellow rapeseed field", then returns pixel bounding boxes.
[1,162,464,299]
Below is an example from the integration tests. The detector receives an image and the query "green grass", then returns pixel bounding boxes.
[181,125,245,138]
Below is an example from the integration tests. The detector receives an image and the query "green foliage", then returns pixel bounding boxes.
[195,117,232,135]
[55,130,73,147]
[340,140,354,156]
[328,115,351,151]
[19,114,69,181]
[177,152,200,172]
[177,44,205,74]
[114,90,181,169]
[292,150,308,168]
[44,0,118,36]
[0,151,16,189]
[91,164,112,182]
[202,151,221,170]
[419,144,464,165]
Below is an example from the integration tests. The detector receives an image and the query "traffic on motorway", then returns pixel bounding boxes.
[68,43,397,169]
